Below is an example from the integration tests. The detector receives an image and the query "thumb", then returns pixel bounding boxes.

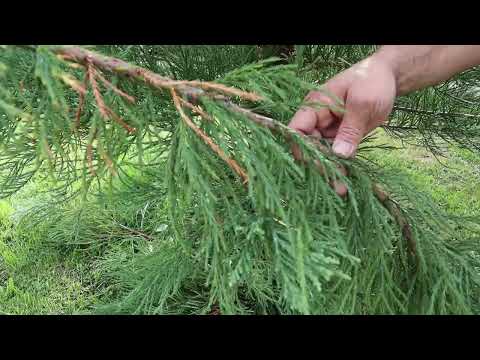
[332,110,366,159]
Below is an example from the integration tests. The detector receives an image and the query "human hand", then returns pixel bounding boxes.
[290,56,397,158]
[288,56,397,195]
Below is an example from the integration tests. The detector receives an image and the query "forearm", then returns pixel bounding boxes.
[371,45,480,96]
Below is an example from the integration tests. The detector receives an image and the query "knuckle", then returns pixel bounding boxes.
[305,90,333,105]
[340,124,363,139]
[289,108,317,131]
[349,94,385,116]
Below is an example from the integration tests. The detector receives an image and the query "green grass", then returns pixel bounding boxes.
[0,196,103,314]
[368,130,480,218]
[1,130,479,315]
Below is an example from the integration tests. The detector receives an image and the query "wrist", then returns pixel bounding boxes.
[369,47,406,96]
[361,50,403,98]
[370,45,480,97]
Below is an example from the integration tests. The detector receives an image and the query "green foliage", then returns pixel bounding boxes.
[1,45,480,315]
[98,45,259,81]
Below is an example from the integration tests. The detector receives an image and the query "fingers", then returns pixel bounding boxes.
[289,106,318,135]
[291,88,367,160]
[289,89,342,133]
[331,94,392,159]
[331,64,396,159]
[332,109,366,159]
[289,88,343,161]
[288,85,351,197]
[320,121,340,140]
[313,158,349,198]
[331,164,348,198]
[287,62,397,197]
[304,90,342,129]
[289,106,318,162]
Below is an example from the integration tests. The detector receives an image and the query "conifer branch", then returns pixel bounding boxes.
[171,88,249,184]
[6,45,480,314]
[86,59,136,135]
[27,45,418,265]
[393,105,480,119]
[95,71,136,104]
[372,184,418,263]
[57,72,87,96]
[86,137,96,177]
[171,80,262,102]
[75,72,88,130]
[47,47,416,264]
[215,102,418,263]
[48,46,261,103]
[178,97,214,122]
[115,222,154,241]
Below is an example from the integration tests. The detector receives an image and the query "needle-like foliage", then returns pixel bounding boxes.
[1,45,480,315]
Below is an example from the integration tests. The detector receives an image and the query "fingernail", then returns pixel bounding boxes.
[332,141,355,158]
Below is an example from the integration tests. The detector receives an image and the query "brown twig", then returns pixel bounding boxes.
[75,72,89,130]
[86,139,96,177]
[168,80,263,102]
[115,222,154,241]
[97,140,118,177]
[171,88,249,184]
[54,71,87,130]
[58,72,87,96]
[50,46,262,103]
[95,70,136,104]
[178,97,214,122]
[105,107,136,135]
[87,60,112,119]
[372,184,418,263]
[141,73,262,101]
[216,97,281,132]
[86,59,136,134]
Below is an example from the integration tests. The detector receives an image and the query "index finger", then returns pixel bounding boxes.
[287,107,317,162]
[288,106,318,135]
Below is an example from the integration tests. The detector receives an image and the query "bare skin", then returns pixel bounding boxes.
[289,45,480,196]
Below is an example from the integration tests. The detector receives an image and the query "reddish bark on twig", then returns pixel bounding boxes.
[95,70,136,104]
[53,46,262,103]
[75,72,89,130]
[86,59,136,134]
[86,141,96,177]
[178,97,214,122]
[98,142,118,177]
[171,88,249,184]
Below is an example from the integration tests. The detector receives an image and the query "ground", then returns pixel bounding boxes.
[0,129,479,314]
